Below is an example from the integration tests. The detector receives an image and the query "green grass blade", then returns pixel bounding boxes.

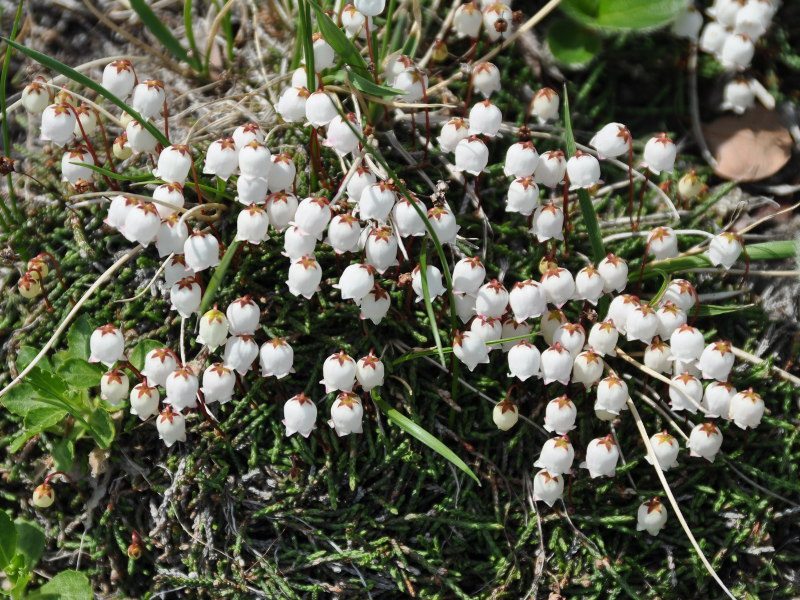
[183,0,202,71]
[0,0,24,225]
[199,241,240,313]
[562,86,606,263]
[2,38,170,147]
[371,389,479,485]
[348,70,405,97]
[73,162,153,182]
[419,238,445,366]
[129,0,198,69]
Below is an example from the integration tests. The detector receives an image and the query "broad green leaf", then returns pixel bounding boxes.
[349,70,406,97]
[1,383,48,416]
[57,359,104,389]
[8,430,32,453]
[24,407,67,434]
[26,367,69,402]
[1,38,170,146]
[52,438,75,472]
[16,346,51,372]
[36,570,92,600]
[14,519,45,569]
[129,0,196,68]
[372,390,479,485]
[563,89,605,263]
[307,0,369,74]
[0,511,17,570]
[129,339,163,371]
[547,18,601,67]
[88,409,116,449]
[66,314,94,361]
[562,0,686,30]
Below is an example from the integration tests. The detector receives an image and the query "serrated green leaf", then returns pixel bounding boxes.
[372,390,479,485]
[349,70,406,97]
[24,407,67,434]
[52,438,75,472]
[562,0,686,30]
[57,359,104,389]
[307,0,369,74]
[16,346,51,372]
[88,409,116,449]
[35,570,92,600]
[14,519,45,569]
[129,0,196,67]
[0,511,16,570]
[547,18,601,67]
[1,38,169,146]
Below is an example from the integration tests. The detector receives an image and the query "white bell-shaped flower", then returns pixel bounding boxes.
[287,255,322,299]
[305,90,338,127]
[427,205,459,244]
[655,301,687,340]
[359,284,391,324]
[453,330,490,371]
[347,166,377,202]
[184,231,220,272]
[483,2,513,40]
[709,0,744,27]
[131,79,165,119]
[276,86,310,123]
[532,469,564,507]
[129,380,160,420]
[589,122,631,159]
[531,203,564,242]
[238,141,272,180]
[697,340,735,380]
[293,196,331,239]
[670,324,705,361]
[165,366,199,411]
[236,204,270,245]
[566,151,601,190]
[232,122,264,150]
[412,264,446,302]
[540,342,574,385]
[321,350,357,393]
[540,309,567,345]
[572,349,604,388]
[501,318,532,351]
[310,33,336,70]
[534,435,574,475]
[164,255,194,288]
[533,149,566,187]
[454,2,482,37]
[437,117,470,153]
[283,225,316,259]
[73,103,97,137]
[531,87,559,123]
[472,62,501,97]
[259,338,295,379]
[509,279,546,321]
[123,202,161,246]
[227,296,260,335]
[203,137,238,180]
[687,421,723,462]
[156,215,189,258]
[678,171,704,201]
[703,380,736,418]
[544,395,576,435]
[596,375,628,415]
[394,68,428,102]
[734,2,771,39]
[553,322,586,358]
[644,338,672,373]
[728,388,764,429]
[21,77,50,113]
[643,133,677,174]
[721,78,755,114]
[662,279,696,311]
[540,267,575,308]
[100,369,129,405]
[606,294,640,335]
[626,304,659,344]
[669,372,703,413]
[474,279,508,318]
[364,226,398,273]
[326,213,362,253]
[41,103,76,146]
[506,177,539,216]
[335,263,375,301]
[196,305,229,350]
[142,348,178,387]
[470,315,502,349]
[170,277,201,317]
[201,363,235,404]
[720,33,755,70]
[61,147,94,184]
[468,100,502,137]
[268,153,296,192]
[125,119,158,154]
[154,144,192,184]
[507,340,540,381]
[359,181,396,222]
[152,182,184,219]
[581,435,619,478]
[283,393,317,437]
[325,113,361,156]
[455,136,489,175]
[708,232,742,269]
[587,320,618,356]
[645,431,680,470]
[89,324,125,366]
[223,334,259,375]
[574,265,604,305]
[597,254,628,293]
[356,350,384,391]
[354,0,385,17]
[392,196,427,237]
[156,406,186,447]
[102,59,137,98]
[637,498,668,536]
[341,4,373,38]
[699,21,729,56]
[647,226,679,260]
[267,191,299,231]
[492,400,519,431]
[329,392,364,436]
